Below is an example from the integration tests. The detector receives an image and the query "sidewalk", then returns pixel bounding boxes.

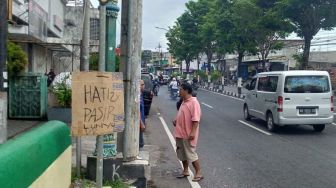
[145,98,194,188]
[7,119,45,139]
[5,105,191,188]
[201,83,247,99]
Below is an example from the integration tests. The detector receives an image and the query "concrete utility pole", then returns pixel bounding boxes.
[0,0,8,144]
[80,0,90,71]
[77,0,91,179]
[96,2,106,188]
[120,0,143,161]
[98,5,106,72]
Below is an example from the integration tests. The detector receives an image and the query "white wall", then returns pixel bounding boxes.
[34,0,49,14]
[33,44,51,73]
[48,0,65,38]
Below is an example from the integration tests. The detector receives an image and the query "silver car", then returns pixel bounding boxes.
[244,71,334,132]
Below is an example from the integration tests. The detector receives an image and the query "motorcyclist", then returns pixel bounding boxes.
[192,77,199,91]
[169,77,179,98]
[153,78,160,96]
[193,77,198,85]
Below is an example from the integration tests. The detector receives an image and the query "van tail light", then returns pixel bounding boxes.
[331,96,334,112]
[277,96,283,112]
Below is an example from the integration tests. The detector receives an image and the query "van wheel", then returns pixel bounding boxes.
[313,124,325,132]
[244,105,251,121]
[266,113,277,132]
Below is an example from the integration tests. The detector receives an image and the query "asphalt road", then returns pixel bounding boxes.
[148,85,336,188]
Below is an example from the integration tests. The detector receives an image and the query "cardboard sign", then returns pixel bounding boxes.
[71,72,124,136]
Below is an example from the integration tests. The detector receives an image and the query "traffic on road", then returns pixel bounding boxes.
[147,73,336,188]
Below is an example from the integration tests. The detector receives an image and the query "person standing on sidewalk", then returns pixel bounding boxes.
[139,80,146,148]
[173,83,203,182]
[237,77,242,95]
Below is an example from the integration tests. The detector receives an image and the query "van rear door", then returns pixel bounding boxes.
[282,75,332,118]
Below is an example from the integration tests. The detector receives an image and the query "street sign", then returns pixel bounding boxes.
[71,72,124,136]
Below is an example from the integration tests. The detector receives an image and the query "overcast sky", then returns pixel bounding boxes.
[90,0,336,52]
[91,0,189,52]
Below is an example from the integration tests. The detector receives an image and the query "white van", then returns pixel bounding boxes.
[243,71,334,132]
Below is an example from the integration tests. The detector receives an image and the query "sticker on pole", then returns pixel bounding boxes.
[71,72,124,136]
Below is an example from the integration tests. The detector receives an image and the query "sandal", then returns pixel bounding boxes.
[176,173,190,178]
[192,176,204,182]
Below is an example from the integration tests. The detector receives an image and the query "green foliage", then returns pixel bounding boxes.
[89,53,99,71]
[277,0,336,68]
[89,53,120,71]
[168,0,331,72]
[115,55,120,71]
[196,70,207,81]
[292,54,304,69]
[7,42,28,76]
[166,11,199,72]
[211,70,221,82]
[249,0,293,70]
[104,180,129,188]
[187,0,216,72]
[171,71,182,78]
[52,74,71,108]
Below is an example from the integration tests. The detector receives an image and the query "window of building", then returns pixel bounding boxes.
[90,18,100,40]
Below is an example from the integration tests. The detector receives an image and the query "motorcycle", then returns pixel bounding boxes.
[170,88,179,100]
[152,79,160,96]
[192,83,199,91]
[153,85,160,96]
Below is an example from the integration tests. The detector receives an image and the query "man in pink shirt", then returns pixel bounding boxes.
[173,82,203,182]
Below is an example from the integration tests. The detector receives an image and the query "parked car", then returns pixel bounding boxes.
[141,73,154,116]
[243,71,334,132]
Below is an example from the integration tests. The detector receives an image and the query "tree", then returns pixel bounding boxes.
[7,41,28,76]
[228,0,258,76]
[186,0,215,73]
[166,12,199,74]
[277,0,336,69]
[207,0,236,75]
[252,0,293,71]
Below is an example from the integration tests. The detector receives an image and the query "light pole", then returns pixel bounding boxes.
[155,26,169,32]
[154,27,169,71]
[97,1,110,187]
[106,1,119,72]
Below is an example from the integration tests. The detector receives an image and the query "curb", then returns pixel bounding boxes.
[201,86,246,100]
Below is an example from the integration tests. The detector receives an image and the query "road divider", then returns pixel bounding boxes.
[200,88,244,102]
[238,120,272,136]
[158,116,201,188]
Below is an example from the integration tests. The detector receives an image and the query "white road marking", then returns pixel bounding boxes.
[159,116,201,188]
[199,88,244,101]
[332,123,336,126]
[238,120,272,136]
[201,102,214,109]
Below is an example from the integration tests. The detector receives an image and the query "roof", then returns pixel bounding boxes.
[257,70,329,76]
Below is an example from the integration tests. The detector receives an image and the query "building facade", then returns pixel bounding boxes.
[8,0,100,75]
[8,0,71,74]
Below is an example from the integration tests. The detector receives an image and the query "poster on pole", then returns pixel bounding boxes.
[71,72,124,136]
